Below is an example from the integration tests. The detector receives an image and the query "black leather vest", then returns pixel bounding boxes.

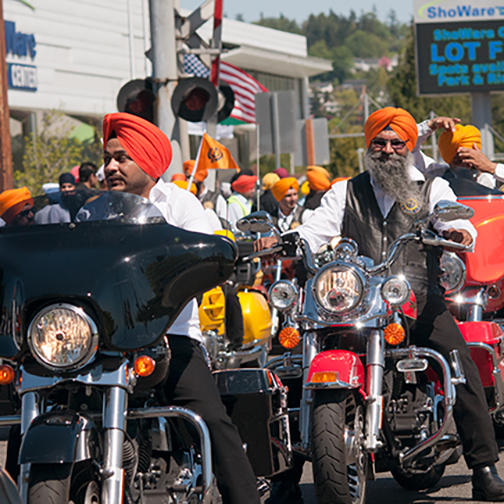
[341,172,442,298]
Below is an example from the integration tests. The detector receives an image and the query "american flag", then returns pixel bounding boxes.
[183,54,268,123]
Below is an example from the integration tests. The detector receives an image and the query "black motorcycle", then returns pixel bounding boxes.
[0,191,291,504]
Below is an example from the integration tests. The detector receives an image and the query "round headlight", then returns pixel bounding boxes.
[28,304,98,371]
[440,251,466,294]
[314,265,364,315]
[381,276,411,306]
[269,280,298,311]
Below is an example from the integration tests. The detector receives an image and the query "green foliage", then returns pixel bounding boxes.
[14,111,102,195]
[254,14,302,34]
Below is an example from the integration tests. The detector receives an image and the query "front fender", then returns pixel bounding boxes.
[19,410,99,464]
[305,350,365,391]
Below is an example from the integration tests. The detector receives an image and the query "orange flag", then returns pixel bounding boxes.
[195,133,239,174]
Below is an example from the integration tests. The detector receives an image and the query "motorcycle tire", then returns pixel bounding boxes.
[28,463,71,504]
[311,390,367,504]
[391,464,445,491]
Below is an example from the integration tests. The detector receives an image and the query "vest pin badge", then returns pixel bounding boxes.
[400,197,420,215]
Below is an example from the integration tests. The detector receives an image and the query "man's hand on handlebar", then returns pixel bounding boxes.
[253,236,280,253]
[442,228,473,248]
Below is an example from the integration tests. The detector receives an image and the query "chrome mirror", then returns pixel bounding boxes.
[236,211,275,233]
[433,200,474,221]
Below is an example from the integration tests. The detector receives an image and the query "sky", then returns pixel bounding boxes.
[180,1,413,25]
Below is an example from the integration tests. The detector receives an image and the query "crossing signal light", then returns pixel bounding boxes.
[116,78,155,122]
[171,77,218,123]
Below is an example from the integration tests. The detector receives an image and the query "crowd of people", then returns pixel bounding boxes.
[1,107,504,503]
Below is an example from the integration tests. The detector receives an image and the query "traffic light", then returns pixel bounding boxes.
[116,78,155,122]
[171,77,218,123]
[217,82,235,123]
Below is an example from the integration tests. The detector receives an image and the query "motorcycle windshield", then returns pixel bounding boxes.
[0,191,237,356]
[458,195,504,285]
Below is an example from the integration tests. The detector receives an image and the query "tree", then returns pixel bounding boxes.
[14,111,102,194]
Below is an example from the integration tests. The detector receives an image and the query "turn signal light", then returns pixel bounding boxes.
[310,371,338,383]
[384,323,406,345]
[278,327,300,349]
[134,356,156,377]
[0,364,15,385]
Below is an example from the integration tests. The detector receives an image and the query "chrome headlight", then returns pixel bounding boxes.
[269,280,298,311]
[28,304,98,371]
[381,276,411,306]
[314,265,365,315]
[440,251,466,294]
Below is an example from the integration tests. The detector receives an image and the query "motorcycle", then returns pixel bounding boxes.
[0,191,292,504]
[441,192,504,423]
[238,202,472,503]
[198,233,273,370]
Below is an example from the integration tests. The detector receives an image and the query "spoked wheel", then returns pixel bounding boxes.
[311,390,367,504]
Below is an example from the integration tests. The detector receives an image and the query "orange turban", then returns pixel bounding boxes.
[173,180,197,195]
[0,187,33,224]
[306,166,331,192]
[232,174,257,194]
[438,124,482,164]
[271,177,299,202]
[171,173,186,182]
[364,107,418,151]
[262,172,280,190]
[183,159,208,182]
[102,112,172,179]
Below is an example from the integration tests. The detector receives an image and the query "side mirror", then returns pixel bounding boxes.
[433,200,474,221]
[236,211,275,234]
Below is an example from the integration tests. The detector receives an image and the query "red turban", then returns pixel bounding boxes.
[271,177,299,202]
[0,187,33,224]
[231,174,257,194]
[102,112,173,179]
[306,166,331,191]
[364,107,418,152]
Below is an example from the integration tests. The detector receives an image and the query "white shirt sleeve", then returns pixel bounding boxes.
[494,163,504,182]
[429,177,477,246]
[413,120,434,152]
[295,181,348,252]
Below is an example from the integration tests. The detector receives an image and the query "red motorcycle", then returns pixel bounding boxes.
[442,194,504,422]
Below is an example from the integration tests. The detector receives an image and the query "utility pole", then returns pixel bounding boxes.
[0,0,12,191]
[149,0,183,175]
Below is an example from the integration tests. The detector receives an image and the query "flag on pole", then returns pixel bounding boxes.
[183,54,268,123]
[196,133,239,171]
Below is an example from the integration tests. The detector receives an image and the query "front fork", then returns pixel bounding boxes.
[18,385,128,504]
[300,331,318,450]
[365,330,384,452]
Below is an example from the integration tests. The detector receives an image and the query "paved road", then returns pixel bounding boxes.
[299,442,504,503]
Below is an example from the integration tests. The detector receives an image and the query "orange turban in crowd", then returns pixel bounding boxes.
[171,173,186,182]
[364,107,418,152]
[183,159,208,182]
[102,112,172,179]
[262,172,280,190]
[271,177,299,202]
[0,187,32,224]
[438,124,482,164]
[306,166,331,192]
[172,180,197,195]
[232,174,257,194]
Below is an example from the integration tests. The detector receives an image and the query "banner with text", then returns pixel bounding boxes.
[414,0,504,94]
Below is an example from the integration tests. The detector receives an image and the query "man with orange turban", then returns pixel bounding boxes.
[102,112,260,504]
[270,177,303,232]
[304,165,332,211]
[257,106,504,502]
[227,169,258,231]
[0,187,34,226]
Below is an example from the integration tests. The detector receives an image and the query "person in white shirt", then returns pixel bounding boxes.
[257,107,504,503]
[269,177,304,232]
[102,112,259,504]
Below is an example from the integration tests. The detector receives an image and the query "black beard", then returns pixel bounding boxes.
[365,149,421,205]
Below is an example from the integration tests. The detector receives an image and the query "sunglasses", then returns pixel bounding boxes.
[370,138,407,150]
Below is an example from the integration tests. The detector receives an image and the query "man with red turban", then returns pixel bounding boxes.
[258,106,504,502]
[102,112,260,504]
[270,177,303,232]
[227,169,258,231]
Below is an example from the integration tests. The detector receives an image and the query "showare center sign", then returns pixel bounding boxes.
[414,0,504,94]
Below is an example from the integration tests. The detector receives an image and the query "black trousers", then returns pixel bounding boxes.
[165,335,260,504]
[412,295,499,469]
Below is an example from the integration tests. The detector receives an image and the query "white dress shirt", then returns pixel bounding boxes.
[149,179,214,342]
[296,165,477,254]
[277,208,297,232]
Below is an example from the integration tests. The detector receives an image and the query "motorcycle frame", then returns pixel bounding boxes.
[5,359,215,504]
